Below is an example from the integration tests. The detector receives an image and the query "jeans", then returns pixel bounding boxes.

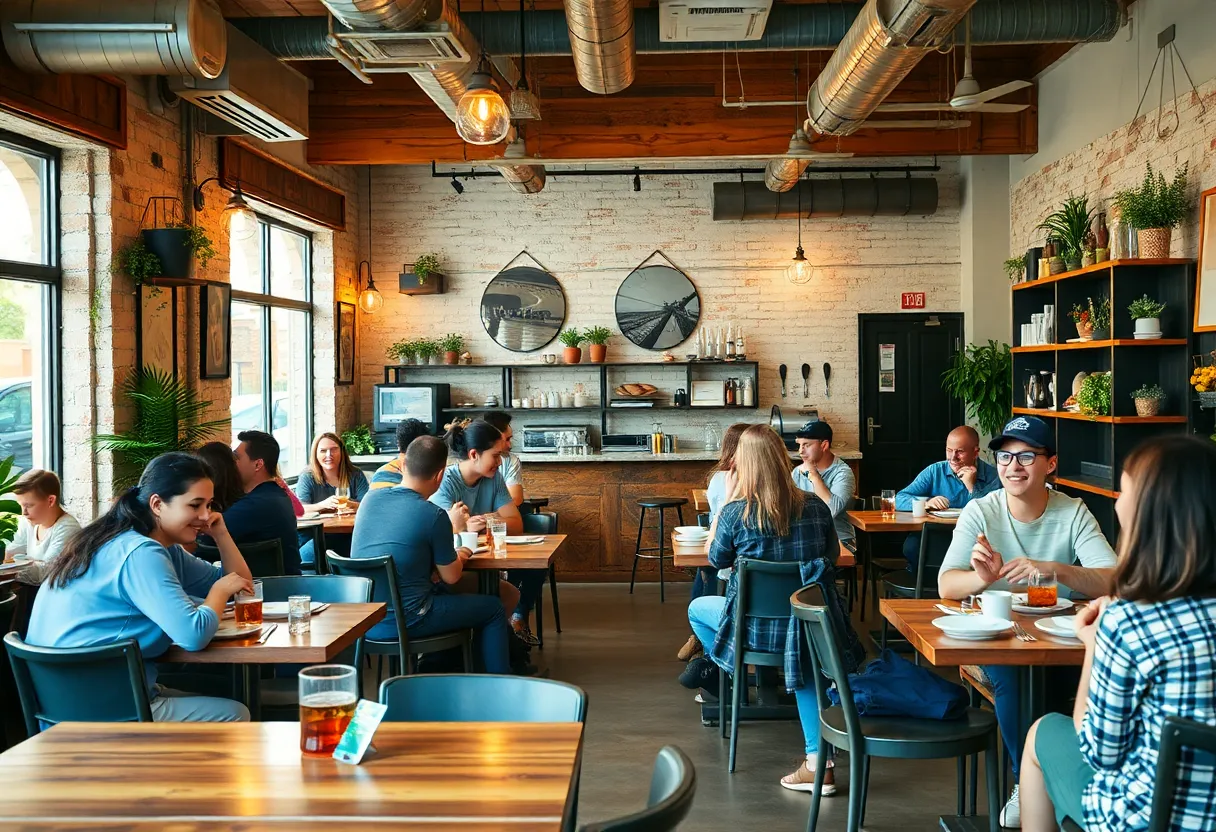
[687,596,824,757]
[690,567,718,600]
[507,569,546,620]
[150,686,250,722]
[983,665,1081,776]
[411,591,511,674]
[902,531,948,572]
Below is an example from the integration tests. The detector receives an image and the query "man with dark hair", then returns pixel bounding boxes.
[351,436,510,673]
[227,430,301,574]
[371,418,431,490]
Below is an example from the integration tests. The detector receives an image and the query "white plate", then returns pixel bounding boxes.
[1133,333,1163,340]
[212,621,263,640]
[674,526,708,538]
[930,509,962,518]
[931,615,1014,640]
[0,558,31,572]
[1011,594,1074,615]
[505,535,545,545]
[300,511,321,521]
[1034,616,1079,639]
[262,602,329,619]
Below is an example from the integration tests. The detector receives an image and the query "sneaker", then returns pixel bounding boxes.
[513,626,540,647]
[999,785,1020,828]
[779,761,837,795]
[677,635,702,661]
[678,656,720,690]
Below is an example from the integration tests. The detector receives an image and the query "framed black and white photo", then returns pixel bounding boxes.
[200,282,231,380]
[137,285,177,375]
[336,301,356,385]
[480,256,566,352]
[615,253,701,350]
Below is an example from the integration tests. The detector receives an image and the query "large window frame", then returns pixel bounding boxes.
[231,214,314,475]
[0,129,61,474]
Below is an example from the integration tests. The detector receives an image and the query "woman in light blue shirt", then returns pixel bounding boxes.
[28,452,254,723]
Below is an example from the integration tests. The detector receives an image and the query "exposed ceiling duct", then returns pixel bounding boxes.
[564,0,635,94]
[323,0,442,31]
[713,177,938,221]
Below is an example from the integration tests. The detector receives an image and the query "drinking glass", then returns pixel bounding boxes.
[335,485,351,513]
[288,594,311,636]
[235,579,263,629]
[489,518,508,558]
[1028,570,1058,608]
[298,665,358,757]
[881,489,896,519]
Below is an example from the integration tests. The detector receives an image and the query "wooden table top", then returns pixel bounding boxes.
[160,602,385,664]
[880,598,1085,667]
[846,510,959,533]
[0,721,584,830]
[463,534,567,572]
[298,512,355,534]
[671,534,853,569]
[692,489,709,512]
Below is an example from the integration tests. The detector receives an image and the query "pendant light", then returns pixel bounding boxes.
[357,166,383,314]
[456,0,512,145]
[508,0,541,120]
[786,171,813,285]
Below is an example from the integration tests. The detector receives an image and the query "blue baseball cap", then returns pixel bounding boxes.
[988,416,1055,456]
[795,420,833,442]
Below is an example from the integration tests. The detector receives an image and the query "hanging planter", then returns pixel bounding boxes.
[137,197,215,281]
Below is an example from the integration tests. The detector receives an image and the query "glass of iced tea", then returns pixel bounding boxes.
[1027,570,1058,608]
[299,664,358,757]
[234,579,263,629]
[881,490,897,520]
[335,485,351,513]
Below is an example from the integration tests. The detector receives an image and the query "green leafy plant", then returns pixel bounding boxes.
[940,340,1013,439]
[387,338,417,363]
[0,455,25,550]
[175,223,216,268]
[440,332,465,353]
[116,238,163,286]
[1089,295,1111,332]
[1130,383,1164,400]
[1037,196,1095,259]
[1003,256,1027,282]
[414,338,439,360]
[1076,372,1112,418]
[1069,303,1091,325]
[1128,294,1166,320]
[558,328,585,348]
[583,326,612,345]
[413,253,441,284]
[341,424,377,455]
[1113,162,1189,229]
[93,367,231,488]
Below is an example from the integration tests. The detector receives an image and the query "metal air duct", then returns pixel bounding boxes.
[712,177,938,221]
[806,0,976,137]
[322,0,441,31]
[564,0,635,94]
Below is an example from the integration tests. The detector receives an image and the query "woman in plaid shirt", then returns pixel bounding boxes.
[1020,435,1216,831]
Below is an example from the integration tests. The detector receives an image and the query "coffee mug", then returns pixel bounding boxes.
[458,531,479,551]
[542,354,556,365]
[911,497,928,518]
[979,590,1013,621]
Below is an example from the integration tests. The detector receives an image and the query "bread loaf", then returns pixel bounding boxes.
[614,383,658,397]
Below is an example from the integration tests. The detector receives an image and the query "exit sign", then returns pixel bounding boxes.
[901,292,926,309]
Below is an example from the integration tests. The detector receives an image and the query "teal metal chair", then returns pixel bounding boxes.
[579,746,696,832]
[4,633,152,735]
[379,673,587,722]
[792,585,1000,832]
[880,520,952,651]
[197,538,284,578]
[522,510,561,647]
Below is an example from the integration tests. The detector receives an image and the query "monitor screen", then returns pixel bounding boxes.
[376,386,433,426]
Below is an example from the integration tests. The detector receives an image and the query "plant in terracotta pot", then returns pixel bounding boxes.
[558,328,584,364]
[1113,162,1188,259]
[415,338,439,365]
[440,333,465,365]
[1076,371,1112,419]
[1127,294,1166,339]
[1069,302,1094,339]
[1130,383,1165,417]
[583,326,612,362]
[1088,294,1111,340]
[1038,196,1093,273]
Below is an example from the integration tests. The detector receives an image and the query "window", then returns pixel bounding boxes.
[230,217,312,476]
[0,132,59,474]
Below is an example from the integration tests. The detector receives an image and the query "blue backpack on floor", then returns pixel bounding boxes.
[827,649,969,719]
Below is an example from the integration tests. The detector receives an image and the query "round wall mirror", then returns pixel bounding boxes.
[614,264,701,350]
[480,266,566,352]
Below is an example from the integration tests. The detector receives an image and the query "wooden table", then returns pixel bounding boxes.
[691,489,709,512]
[671,534,854,571]
[464,534,567,594]
[0,721,584,830]
[297,512,356,573]
[846,510,958,619]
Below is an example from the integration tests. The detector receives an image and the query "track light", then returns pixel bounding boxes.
[451,177,464,194]
[632,169,641,192]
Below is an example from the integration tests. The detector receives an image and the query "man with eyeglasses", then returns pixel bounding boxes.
[938,415,1115,828]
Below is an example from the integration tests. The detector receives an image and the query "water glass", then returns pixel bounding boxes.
[880,489,896,519]
[235,579,263,629]
[288,594,311,635]
[489,518,508,558]
[298,664,358,757]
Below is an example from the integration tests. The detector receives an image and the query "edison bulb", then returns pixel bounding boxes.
[455,71,511,146]
[786,247,814,285]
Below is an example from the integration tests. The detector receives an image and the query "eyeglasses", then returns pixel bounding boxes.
[995,450,1048,466]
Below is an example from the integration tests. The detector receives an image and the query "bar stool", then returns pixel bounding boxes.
[630,496,687,602]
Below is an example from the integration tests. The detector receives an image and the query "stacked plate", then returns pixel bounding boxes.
[1034,616,1080,640]
[674,526,709,544]
[931,615,1014,640]
[1011,594,1074,615]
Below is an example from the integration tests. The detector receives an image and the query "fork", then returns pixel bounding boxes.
[1012,622,1037,642]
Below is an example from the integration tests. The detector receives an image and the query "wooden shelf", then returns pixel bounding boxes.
[1011,258,1193,292]
[144,276,210,288]
[1011,407,1186,424]
[1012,338,1188,353]
[387,360,758,370]
[1055,476,1120,498]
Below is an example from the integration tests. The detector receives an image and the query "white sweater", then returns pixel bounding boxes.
[8,512,81,585]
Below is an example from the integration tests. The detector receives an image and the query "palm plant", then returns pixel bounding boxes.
[1037,196,1094,259]
[94,367,230,488]
[941,340,1013,439]
[0,456,24,550]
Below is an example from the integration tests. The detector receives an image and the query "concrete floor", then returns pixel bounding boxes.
[537,582,998,831]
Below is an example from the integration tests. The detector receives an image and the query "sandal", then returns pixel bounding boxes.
[677,635,702,661]
[780,761,837,795]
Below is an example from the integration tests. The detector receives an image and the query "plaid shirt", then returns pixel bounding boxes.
[1080,596,1216,831]
[708,497,865,691]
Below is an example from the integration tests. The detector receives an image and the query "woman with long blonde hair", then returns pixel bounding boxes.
[680,424,864,796]
[294,432,370,566]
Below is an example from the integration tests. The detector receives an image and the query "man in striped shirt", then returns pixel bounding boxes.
[371,419,431,489]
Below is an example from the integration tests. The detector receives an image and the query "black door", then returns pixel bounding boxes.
[858,313,965,500]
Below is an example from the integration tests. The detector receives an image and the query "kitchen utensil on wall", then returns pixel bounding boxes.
[779,364,788,398]
[801,363,810,398]
[823,363,832,397]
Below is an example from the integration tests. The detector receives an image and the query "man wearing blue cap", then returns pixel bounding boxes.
[938,415,1116,828]
[792,420,855,549]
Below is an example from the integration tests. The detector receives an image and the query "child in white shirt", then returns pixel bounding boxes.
[8,469,79,585]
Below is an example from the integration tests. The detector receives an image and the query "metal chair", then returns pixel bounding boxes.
[522,510,562,647]
[579,746,696,832]
[4,633,152,736]
[792,585,1000,832]
[720,558,806,773]
[630,496,688,602]
[325,552,472,680]
[197,538,284,578]
[880,521,951,651]
[378,673,587,722]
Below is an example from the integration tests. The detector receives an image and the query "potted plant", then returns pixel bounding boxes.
[115,238,163,287]
[0,456,21,559]
[1076,371,1112,419]
[1037,196,1094,272]
[1113,162,1188,258]
[414,253,441,284]
[1089,294,1111,341]
[940,340,1013,441]
[1003,256,1027,283]
[142,221,216,281]
[558,328,584,364]
[415,338,439,365]
[1081,229,1097,268]
[1070,302,1094,339]
[440,333,465,365]
[1190,357,1216,408]
[387,338,417,365]
[1128,294,1166,339]
[400,253,446,295]
[584,326,612,362]
[1130,383,1165,417]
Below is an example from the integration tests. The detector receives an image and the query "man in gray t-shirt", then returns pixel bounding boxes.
[792,420,855,546]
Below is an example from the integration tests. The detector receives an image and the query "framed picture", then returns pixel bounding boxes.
[336,301,356,385]
[200,282,231,380]
[615,253,700,350]
[1195,185,1216,331]
[137,285,177,375]
[480,261,566,352]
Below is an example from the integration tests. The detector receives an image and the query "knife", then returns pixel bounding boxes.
[256,623,278,644]
[823,363,832,397]
[779,364,788,398]
[801,363,811,398]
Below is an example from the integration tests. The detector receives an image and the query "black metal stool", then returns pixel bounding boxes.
[630,496,688,602]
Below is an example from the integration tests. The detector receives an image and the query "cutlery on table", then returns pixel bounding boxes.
[256,623,278,644]
[1012,622,1036,642]
[779,364,788,398]
[823,363,832,397]
[935,604,974,616]
[801,363,810,398]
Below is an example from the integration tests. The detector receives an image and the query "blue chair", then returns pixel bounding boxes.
[197,538,284,578]
[579,746,696,832]
[379,673,587,722]
[4,633,152,735]
[522,510,562,647]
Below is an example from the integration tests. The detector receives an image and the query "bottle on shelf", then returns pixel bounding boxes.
[650,422,665,454]
[741,376,754,406]
[735,326,745,360]
[725,377,737,406]
[725,323,735,358]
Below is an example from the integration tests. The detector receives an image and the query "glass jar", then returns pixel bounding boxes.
[703,422,717,451]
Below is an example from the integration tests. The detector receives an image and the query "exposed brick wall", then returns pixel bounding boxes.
[359,162,962,448]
